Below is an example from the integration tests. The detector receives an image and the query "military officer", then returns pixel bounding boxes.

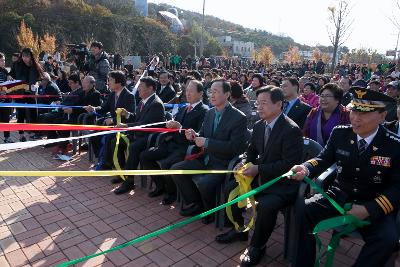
[291,87,400,267]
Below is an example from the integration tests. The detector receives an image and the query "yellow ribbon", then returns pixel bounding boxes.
[226,163,256,232]
[113,108,130,180]
[0,170,234,177]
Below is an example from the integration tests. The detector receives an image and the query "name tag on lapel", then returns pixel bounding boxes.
[370,156,391,167]
[336,149,350,157]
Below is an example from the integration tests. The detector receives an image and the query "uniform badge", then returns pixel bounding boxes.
[373,175,382,184]
[370,156,391,167]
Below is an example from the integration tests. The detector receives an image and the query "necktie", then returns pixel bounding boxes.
[139,101,144,112]
[283,101,289,114]
[187,105,193,112]
[358,139,367,155]
[114,94,119,109]
[213,112,221,134]
[264,124,271,151]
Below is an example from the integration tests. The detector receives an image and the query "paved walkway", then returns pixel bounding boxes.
[0,133,367,266]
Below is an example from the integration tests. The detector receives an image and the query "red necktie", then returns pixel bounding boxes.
[187,105,193,112]
[139,101,144,112]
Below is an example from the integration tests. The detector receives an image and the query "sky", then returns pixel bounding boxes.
[149,0,400,54]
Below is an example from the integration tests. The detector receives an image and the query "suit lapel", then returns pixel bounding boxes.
[287,98,300,117]
[213,104,231,136]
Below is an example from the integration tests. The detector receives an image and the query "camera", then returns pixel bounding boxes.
[66,43,90,71]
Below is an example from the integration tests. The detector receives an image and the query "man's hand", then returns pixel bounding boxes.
[194,137,206,148]
[166,120,182,129]
[290,165,308,181]
[185,129,197,141]
[118,108,130,118]
[115,123,128,128]
[234,162,245,171]
[104,118,114,126]
[63,108,73,114]
[242,164,259,178]
[84,105,94,113]
[347,204,369,220]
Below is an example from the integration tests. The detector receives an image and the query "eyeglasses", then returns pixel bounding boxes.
[320,94,334,98]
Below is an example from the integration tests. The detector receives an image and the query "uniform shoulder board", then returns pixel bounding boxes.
[385,131,400,143]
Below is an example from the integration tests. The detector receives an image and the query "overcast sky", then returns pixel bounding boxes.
[149,0,400,54]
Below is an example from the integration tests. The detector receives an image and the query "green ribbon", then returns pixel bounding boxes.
[57,171,291,267]
[303,177,370,267]
[58,172,368,267]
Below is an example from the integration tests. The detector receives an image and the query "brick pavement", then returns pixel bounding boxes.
[0,133,375,267]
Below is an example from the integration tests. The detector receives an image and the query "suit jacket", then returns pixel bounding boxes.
[73,88,102,116]
[127,94,165,137]
[170,103,209,148]
[287,98,312,129]
[304,125,400,221]
[247,114,303,193]
[156,83,176,103]
[200,103,248,167]
[97,87,136,124]
[384,120,399,135]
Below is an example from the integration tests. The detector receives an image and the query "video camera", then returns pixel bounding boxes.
[66,43,90,71]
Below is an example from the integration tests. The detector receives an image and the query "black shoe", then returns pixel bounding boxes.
[216,228,248,244]
[161,194,176,205]
[114,181,135,195]
[240,247,266,267]
[201,215,215,225]
[3,138,13,144]
[148,188,164,198]
[19,136,27,142]
[111,176,123,184]
[179,203,203,217]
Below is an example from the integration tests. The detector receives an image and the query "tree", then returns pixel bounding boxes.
[284,46,301,63]
[327,1,353,73]
[16,20,40,56]
[312,48,323,62]
[40,33,56,54]
[255,46,275,65]
[344,48,387,64]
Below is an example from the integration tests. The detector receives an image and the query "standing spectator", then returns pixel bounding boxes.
[339,76,353,106]
[316,59,325,74]
[0,52,12,143]
[43,56,54,74]
[85,41,110,94]
[9,47,44,142]
[229,81,252,125]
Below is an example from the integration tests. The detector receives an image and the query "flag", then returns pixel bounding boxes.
[0,80,29,93]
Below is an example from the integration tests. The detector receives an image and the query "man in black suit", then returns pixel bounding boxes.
[215,86,303,266]
[171,79,248,224]
[281,77,311,129]
[384,98,400,135]
[156,71,176,103]
[84,71,136,167]
[140,80,209,204]
[339,76,353,106]
[111,76,166,195]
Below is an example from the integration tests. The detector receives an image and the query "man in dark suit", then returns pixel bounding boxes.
[291,88,400,267]
[84,70,136,166]
[384,98,400,135]
[215,86,303,266]
[140,80,209,204]
[111,76,166,195]
[156,71,176,103]
[171,79,248,224]
[339,76,353,106]
[281,77,311,128]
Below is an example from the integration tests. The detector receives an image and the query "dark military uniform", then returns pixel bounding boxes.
[294,88,400,267]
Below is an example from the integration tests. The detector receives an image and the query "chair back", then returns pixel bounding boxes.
[302,137,323,162]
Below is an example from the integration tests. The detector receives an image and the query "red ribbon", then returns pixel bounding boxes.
[0,95,77,99]
[0,123,180,132]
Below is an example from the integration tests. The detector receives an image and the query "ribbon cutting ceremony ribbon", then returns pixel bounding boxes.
[113,108,131,180]
[226,162,256,232]
[0,123,174,132]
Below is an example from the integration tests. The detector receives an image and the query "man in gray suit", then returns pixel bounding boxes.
[171,79,248,224]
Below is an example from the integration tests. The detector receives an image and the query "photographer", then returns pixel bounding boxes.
[85,41,110,94]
